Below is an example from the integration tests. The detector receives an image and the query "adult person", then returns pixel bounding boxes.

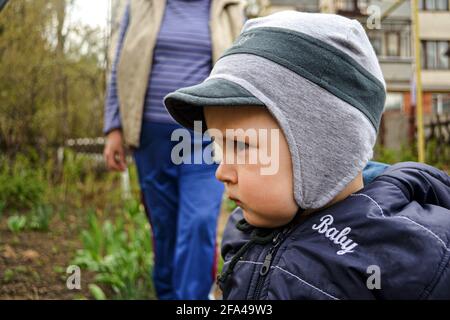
[103,0,246,300]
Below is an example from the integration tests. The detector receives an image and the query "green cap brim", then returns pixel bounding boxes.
[164,78,264,131]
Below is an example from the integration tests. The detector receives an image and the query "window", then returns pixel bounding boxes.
[437,41,450,69]
[400,32,412,57]
[426,41,437,69]
[432,94,450,114]
[368,26,411,58]
[422,40,450,69]
[385,93,404,111]
[336,0,368,13]
[370,36,382,56]
[437,0,450,10]
[386,32,400,57]
[337,0,356,12]
[426,0,436,9]
[419,0,449,10]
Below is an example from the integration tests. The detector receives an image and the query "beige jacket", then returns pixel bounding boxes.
[117,0,246,148]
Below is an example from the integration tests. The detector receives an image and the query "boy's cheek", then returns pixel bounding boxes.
[242,187,289,213]
[240,176,298,222]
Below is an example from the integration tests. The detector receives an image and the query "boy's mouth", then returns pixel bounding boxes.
[228,196,242,207]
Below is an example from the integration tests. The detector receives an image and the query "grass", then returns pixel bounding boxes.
[1,150,156,299]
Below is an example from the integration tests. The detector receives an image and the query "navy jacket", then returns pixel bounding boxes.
[219,162,450,300]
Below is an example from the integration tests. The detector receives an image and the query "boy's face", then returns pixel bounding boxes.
[204,106,299,228]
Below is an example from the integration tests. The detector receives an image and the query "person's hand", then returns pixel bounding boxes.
[104,129,127,172]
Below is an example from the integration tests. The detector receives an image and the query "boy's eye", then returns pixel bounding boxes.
[235,140,249,152]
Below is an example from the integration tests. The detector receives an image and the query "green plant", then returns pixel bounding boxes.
[0,200,5,219]
[61,150,98,186]
[3,269,15,282]
[27,204,53,231]
[374,142,448,173]
[7,215,27,233]
[89,284,106,300]
[0,155,46,211]
[53,266,65,274]
[425,139,449,172]
[73,199,155,299]
[5,205,52,233]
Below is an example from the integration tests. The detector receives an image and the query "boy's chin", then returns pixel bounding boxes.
[241,208,262,227]
[241,206,298,229]
[242,208,281,229]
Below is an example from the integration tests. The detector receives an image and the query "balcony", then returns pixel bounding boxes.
[335,0,369,17]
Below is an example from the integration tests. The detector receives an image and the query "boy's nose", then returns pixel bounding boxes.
[215,162,237,184]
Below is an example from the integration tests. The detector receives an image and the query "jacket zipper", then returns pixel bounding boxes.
[252,226,292,300]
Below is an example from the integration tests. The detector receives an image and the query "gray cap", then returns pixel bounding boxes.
[163,11,386,210]
[164,78,264,131]
[164,11,385,133]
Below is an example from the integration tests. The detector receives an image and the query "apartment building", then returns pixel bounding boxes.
[265,0,449,148]
[107,0,450,121]
[418,0,450,115]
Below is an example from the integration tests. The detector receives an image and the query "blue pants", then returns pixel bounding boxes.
[134,121,224,300]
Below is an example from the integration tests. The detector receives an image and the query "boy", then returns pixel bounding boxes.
[164,11,450,299]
